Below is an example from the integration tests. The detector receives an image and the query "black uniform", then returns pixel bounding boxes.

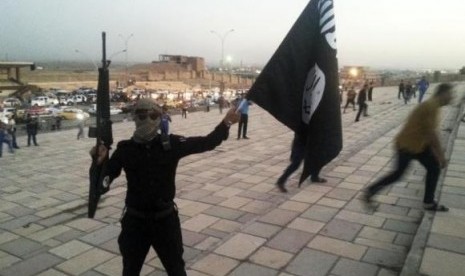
[355,88,368,122]
[105,122,230,276]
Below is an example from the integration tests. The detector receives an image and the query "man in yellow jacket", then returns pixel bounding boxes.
[365,83,454,212]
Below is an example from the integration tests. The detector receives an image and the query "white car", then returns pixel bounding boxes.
[31,96,59,106]
[2,98,22,107]
[87,104,123,115]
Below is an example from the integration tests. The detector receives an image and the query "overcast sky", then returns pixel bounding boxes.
[1,0,464,70]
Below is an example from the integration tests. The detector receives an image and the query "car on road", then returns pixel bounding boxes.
[2,97,22,107]
[58,108,90,120]
[87,104,123,116]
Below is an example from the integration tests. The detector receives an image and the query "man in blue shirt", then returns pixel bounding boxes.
[236,94,251,139]
[417,76,430,103]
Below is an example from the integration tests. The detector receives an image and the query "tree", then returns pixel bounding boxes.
[433,71,441,82]
[460,66,465,75]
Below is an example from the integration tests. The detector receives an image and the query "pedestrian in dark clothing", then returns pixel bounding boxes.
[160,106,172,135]
[368,81,374,101]
[181,102,188,119]
[218,95,225,114]
[276,132,327,192]
[8,114,19,149]
[355,84,369,122]
[236,95,252,139]
[343,87,357,113]
[0,122,14,157]
[365,83,454,212]
[26,114,39,146]
[55,116,62,130]
[90,98,240,276]
[404,82,413,104]
[398,80,405,100]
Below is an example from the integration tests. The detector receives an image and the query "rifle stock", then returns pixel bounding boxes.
[88,32,113,218]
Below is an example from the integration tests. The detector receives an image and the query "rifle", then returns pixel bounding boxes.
[88,32,113,218]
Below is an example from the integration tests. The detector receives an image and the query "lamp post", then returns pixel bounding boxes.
[118,33,134,86]
[210,29,234,69]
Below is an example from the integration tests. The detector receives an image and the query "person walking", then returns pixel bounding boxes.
[181,101,188,119]
[7,114,19,149]
[276,132,327,192]
[25,114,39,146]
[160,105,172,135]
[404,81,413,104]
[417,76,430,103]
[368,80,374,101]
[364,83,454,212]
[343,86,357,113]
[77,120,85,140]
[398,80,405,100]
[355,84,369,122]
[236,95,252,139]
[0,122,15,157]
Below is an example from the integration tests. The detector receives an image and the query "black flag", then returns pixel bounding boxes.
[247,0,342,183]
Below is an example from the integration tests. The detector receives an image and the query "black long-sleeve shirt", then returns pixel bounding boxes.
[105,122,230,212]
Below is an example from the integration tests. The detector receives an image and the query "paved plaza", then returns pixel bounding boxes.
[1,85,464,276]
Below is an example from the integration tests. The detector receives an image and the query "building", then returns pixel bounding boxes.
[154,55,205,72]
[339,66,382,88]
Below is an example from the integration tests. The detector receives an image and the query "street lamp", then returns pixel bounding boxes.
[119,33,134,86]
[210,29,234,69]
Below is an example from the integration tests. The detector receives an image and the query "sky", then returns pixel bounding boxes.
[1,0,464,70]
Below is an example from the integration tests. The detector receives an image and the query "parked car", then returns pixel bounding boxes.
[87,104,123,116]
[0,107,16,123]
[31,96,59,107]
[2,97,22,107]
[26,105,52,117]
[67,95,87,105]
[58,108,90,120]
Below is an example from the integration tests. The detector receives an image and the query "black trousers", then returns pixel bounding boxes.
[238,113,248,138]
[118,210,186,276]
[343,99,356,112]
[27,132,38,146]
[367,147,440,204]
[355,103,367,121]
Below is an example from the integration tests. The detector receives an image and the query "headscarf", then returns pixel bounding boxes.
[132,98,162,143]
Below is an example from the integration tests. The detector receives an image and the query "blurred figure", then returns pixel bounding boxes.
[417,76,430,103]
[0,121,14,157]
[160,105,172,135]
[398,80,405,100]
[365,83,454,212]
[26,114,39,146]
[355,84,369,122]
[236,94,252,139]
[7,114,19,149]
[404,81,413,104]
[343,86,357,113]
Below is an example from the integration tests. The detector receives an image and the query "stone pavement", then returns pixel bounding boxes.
[0,84,464,276]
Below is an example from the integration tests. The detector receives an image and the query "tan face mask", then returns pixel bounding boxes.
[132,112,161,143]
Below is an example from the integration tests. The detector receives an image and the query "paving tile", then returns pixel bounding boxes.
[0,237,47,257]
[427,233,465,255]
[242,222,282,238]
[286,248,338,276]
[358,226,396,243]
[420,248,465,276]
[181,214,219,232]
[331,258,379,276]
[194,236,221,251]
[218,196,252,209]
[383,219,418,234]
[267,228,314,253]
[362,247,406,269]
[49,240,93,259]
[214,233,266,260]
[288,218,325,234]
[228,262,278,276]
[355,237,406,253]
[204,206,245,220]
[336,210,385,227]
[250,247,293,270]
[290,191,326,204]
[210,219,242,233]
[79,224,121,246]
[0,253,63,276]
[190,253,239,276]
[56,248,115,275]
[317,197,347,208]
[0,252,21,270]
[301,204,339,222]
[259,209,299,226]
[320,219,363,241]
[308,235,367,260]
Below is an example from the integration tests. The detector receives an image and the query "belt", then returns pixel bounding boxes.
[125,205,175,220]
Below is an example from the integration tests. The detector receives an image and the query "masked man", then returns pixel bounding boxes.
[91,98,239,276]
